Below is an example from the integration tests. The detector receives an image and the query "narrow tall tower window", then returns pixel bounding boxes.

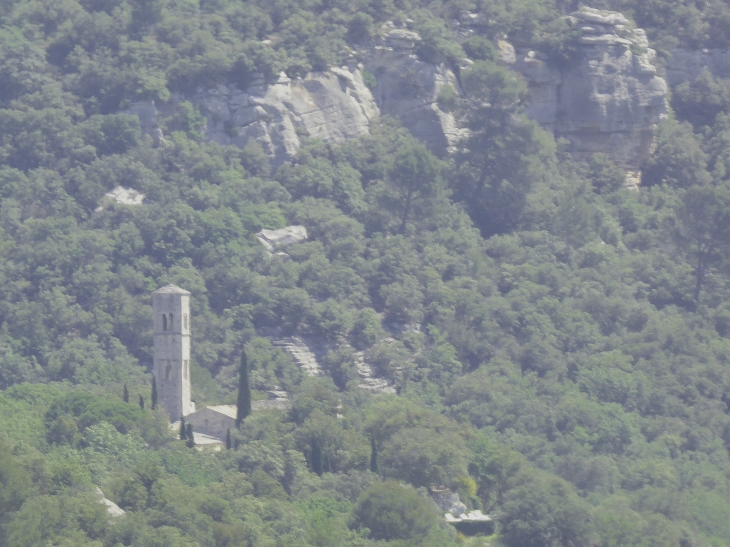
[169,313,173,329]
[162,314,167,331]
[184,360,189,379]
[165,364,171,380]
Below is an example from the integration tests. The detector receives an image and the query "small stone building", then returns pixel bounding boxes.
[185,405,237,440]
[152,285,235,440]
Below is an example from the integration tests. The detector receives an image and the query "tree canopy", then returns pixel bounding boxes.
[3,1,730,547]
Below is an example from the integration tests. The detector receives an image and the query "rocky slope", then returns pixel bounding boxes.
[124,8,669,170]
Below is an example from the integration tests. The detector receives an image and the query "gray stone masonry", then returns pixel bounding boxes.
[152,285,193,421]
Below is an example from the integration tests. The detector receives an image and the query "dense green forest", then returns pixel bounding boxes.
[6,0,730,546]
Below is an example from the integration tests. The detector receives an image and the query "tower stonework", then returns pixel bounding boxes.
[152,285,192,421]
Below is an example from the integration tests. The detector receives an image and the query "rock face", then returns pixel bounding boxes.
[96,488,125,518]
[363,25,464,156]
[431,486,468,516]
[103,186,145,206]
[271,337,323,377]
[122,26,461,163]
[354,351,396,394]
[197,69,377,165]
[96,186,145,212]
[121,9,667,170]
[504,8,668,168]
[256,226,308,252]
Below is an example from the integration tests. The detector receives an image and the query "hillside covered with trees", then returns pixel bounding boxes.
[5,1,730,547]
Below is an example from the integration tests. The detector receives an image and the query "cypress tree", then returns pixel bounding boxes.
[370,433,378,473]
[123,383,129,403]
[311,437,323,475]
[186,423,194,448]
[179,416,187,440]
[138,395,144,409]
[236,349,251,428]
[226,428,232,450]
[151,377,157,410]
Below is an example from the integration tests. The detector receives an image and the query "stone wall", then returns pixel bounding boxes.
[185,405,236,440]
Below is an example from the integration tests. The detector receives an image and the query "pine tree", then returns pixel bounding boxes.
[226,428,232,450]
[179,416,187,440]
[151,376,157,410]
[138,395,144,409]
[311,437,323,475]
[123,383,129,403]
[236,349,251,428]
[370,433,378,473]
[186,423,194,448]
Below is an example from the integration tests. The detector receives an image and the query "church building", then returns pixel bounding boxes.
[152,285,235,441]
[152,285,194,420]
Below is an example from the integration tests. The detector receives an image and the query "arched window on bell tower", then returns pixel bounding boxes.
[162,314,167,331]
[166,364,171,380]
[169,313,173,330]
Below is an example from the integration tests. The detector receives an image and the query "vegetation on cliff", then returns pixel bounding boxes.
[4,1,730,547]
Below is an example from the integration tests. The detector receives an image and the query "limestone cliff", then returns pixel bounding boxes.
[502,8,668,169]
[122,25,461,163]
[190,23,462,161]
[123,8,667,170]
[195,69,378,166]
[363,25,463,156]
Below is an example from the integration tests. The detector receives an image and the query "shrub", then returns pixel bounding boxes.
[437,83,460,112]
[349,480,438,541]
[461,36,496,61]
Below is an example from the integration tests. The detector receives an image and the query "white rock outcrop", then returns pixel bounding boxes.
[431,486,468,516]
[104,186,145,206]
[271,337,323,377]
[355,351,396,394]
[256,226,308,252]
[504,8,668,168]
[96,186,145,212]
[197,69,378,165]
[363,25,464,156]
[96,488,125,517]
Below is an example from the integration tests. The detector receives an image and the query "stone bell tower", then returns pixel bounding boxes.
[152,285,192,421]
